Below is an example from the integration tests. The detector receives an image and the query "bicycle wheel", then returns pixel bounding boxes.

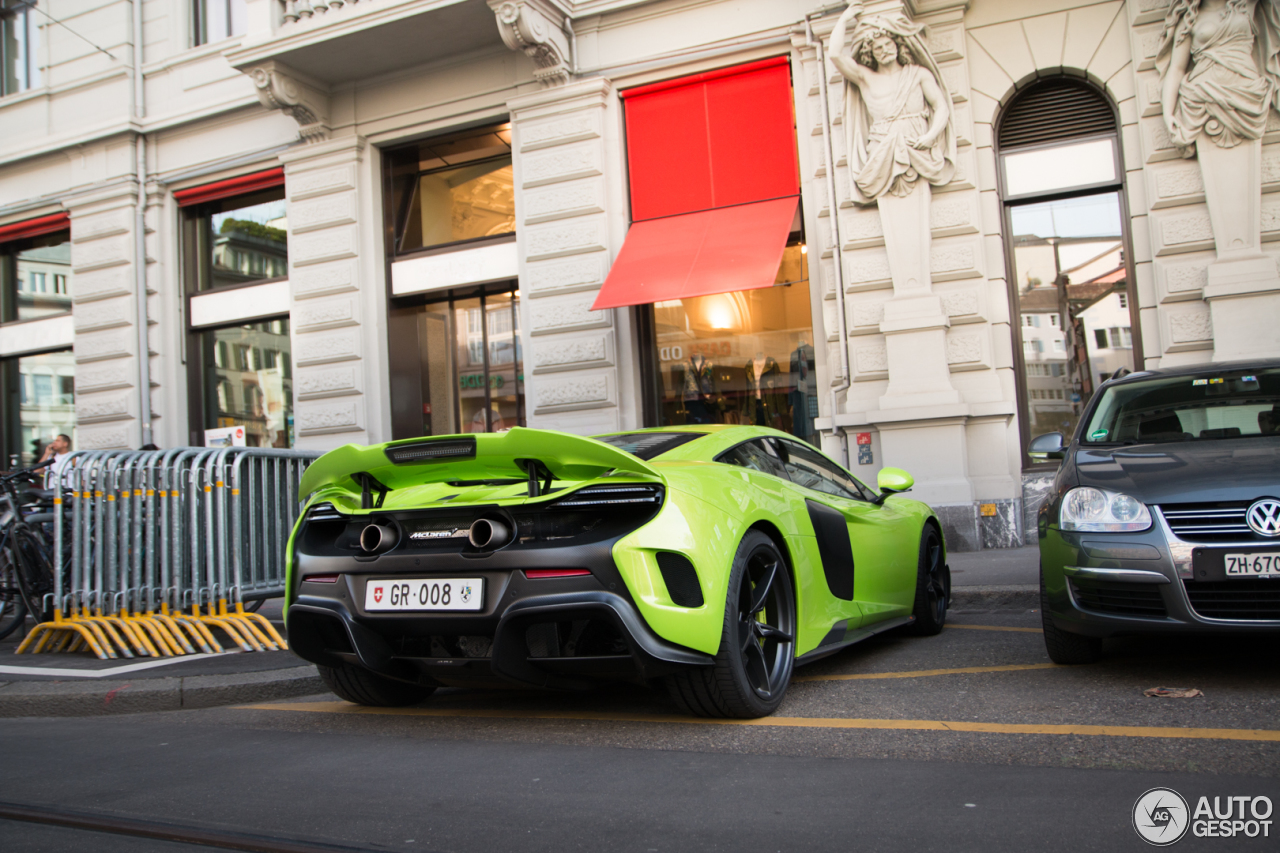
[12,524,55,625]
[0,544,28,640]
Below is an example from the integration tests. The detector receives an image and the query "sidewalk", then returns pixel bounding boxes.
[0,599,323,717]
[947,544,1040,612]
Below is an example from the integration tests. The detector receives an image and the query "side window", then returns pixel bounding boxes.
[717,439,789,481]
[776,440,874,501]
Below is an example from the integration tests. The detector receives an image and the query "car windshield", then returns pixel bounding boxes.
[592,432,704,460]
[1082,368,1280,444]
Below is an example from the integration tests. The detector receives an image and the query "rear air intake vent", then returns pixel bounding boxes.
[551,484,663,508]
[656,552,703,607]
[385,438,476,464]
[997,79,1115,151]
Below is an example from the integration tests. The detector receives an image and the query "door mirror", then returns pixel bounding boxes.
[1028,432,1066,461]
[876,467,914,495]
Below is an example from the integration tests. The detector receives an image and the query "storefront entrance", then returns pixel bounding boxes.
[388,282,524,438]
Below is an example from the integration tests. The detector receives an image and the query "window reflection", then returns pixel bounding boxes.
[6,350,75,466]
[1010,193,1134,443]
[200,319,293,447]
[11,234,72,322]
[209,197,289,288]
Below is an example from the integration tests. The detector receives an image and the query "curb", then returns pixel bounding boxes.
[0,665,325,718]
[949,585,1038,611]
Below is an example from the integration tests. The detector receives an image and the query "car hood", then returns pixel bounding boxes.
[1073,437,1280,504]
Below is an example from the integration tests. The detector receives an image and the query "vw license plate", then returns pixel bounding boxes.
[365,578,484,611]
[1224,554,1280,578]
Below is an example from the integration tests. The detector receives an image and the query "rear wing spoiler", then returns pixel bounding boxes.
[298,427,662,505]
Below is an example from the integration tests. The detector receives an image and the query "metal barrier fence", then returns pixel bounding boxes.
[16,447,320,660]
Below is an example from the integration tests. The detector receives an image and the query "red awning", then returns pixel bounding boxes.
[0,212,70,243]
[591,196,796,310]
[173,168,285,207]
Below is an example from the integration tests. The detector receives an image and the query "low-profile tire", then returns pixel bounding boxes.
[665,530,796,719]
[1040,569,1103,665]
[905,525,948,636]
[318,663,436,707]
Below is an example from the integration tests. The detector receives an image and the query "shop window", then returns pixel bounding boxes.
[387,283,523,437]
[181,182,287,292]
[996,78,1140,465]
[384,123,514,256]
[1,0,40,96]
[189,319,293,448]
[1,224,72,324]
[646,244,818,442]
[1,349,74,467]
[193,0,246,46]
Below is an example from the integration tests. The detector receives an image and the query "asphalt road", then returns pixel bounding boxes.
[3,603,1278,853]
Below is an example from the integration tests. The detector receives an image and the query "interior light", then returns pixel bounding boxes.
[800,244,808,254]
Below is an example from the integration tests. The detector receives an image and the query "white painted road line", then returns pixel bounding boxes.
[0,652,230,679]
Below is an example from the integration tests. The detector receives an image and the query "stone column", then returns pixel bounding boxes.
[65,183,150,451]
[508,78,630,435]
[280,136,387,448]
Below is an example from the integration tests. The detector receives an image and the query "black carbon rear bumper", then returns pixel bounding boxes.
[287,590,712,690]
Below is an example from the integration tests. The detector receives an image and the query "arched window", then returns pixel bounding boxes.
[996,78,1141,463]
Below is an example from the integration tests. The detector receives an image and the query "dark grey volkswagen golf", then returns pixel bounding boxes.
[1030,360,1280,663]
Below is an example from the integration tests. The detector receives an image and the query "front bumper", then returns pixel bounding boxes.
[287,550,713,690]
[1040,520,1280,636]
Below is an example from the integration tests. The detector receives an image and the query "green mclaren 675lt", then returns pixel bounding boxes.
[285,426,950,718]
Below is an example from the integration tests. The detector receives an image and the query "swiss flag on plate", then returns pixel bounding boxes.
[372,585,383,603]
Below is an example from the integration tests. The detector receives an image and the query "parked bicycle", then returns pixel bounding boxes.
[0,458,59,639]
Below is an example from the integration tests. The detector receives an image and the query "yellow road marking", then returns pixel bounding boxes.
[796,663,1058,682]
[949,624,1042,633]
[240,701,1280,742]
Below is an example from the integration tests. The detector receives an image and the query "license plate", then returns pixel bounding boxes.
[1224,554,1280,578]
[364,578,484,611]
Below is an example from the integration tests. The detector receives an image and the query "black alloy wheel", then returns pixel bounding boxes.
[666,530,796,718]
[907,526,948,635]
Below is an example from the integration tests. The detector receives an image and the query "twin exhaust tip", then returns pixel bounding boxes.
[359,518,512,554]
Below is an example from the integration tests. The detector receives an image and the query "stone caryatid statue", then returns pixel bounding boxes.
[830,2,956,295]
[1158,0,1280,277]
[831,2,956,204]
[829,2,963,406]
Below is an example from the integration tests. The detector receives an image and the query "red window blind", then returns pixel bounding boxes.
[621,56,799,222]
[174,168,286,207]
[0,213,70,243]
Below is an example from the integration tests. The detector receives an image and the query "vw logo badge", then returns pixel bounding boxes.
[1246,498,1280,537]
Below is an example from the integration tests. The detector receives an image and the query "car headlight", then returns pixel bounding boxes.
[1059,487,1151,532]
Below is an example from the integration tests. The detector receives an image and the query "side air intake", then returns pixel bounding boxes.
[385,438,476,464]
[656,552,704,607]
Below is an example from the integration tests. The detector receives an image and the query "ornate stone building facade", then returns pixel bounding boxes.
[1,0,1276,549]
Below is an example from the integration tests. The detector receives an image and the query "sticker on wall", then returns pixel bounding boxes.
[857,445,873,465]
[855,432,872,445]
[980,503,997,517]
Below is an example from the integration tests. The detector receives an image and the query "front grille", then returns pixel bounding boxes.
[1183,579,1280,620]
[1159,502,1257,542]
[1070,579,1167,618]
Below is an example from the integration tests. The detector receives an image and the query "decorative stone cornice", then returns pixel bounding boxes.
[246,61,331,143]
[488,0,571,87]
